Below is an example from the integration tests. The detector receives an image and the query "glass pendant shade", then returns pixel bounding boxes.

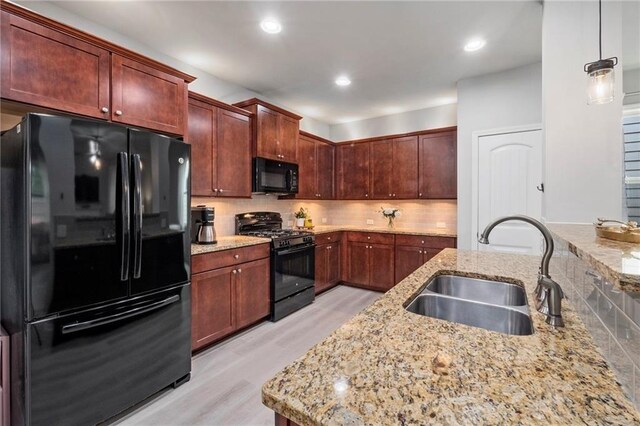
[587,65,615,105]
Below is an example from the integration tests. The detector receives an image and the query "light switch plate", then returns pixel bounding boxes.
[436,222,447,228]
[322,218,327,224]
[366,219,374,225]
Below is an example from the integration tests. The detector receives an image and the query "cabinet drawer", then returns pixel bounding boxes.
[347,231,395,245]
[192,243,270,274]
[395,234,456,249]
[317,232,343,243]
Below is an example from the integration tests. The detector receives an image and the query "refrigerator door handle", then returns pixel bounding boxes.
[132,154,143,279]
[61,294,180,334]
[117,152,130,281]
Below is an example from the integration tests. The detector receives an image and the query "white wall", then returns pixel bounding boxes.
[624,68,640,107]
[542,0,623,224]
[456,63,543,249]
[16,1,332,139]
[330,104,457,142]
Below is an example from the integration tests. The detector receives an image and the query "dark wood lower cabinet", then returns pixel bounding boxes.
[345,240,395,292]
[275,413,300,426]
[315,242,341,294]
[191,247,270,352]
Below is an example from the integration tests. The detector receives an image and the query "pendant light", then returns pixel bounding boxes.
[584,0,618,105]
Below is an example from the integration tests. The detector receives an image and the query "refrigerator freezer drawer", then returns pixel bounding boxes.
[22,285,191,426]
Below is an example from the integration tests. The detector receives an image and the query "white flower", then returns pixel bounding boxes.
[383,208,394,215]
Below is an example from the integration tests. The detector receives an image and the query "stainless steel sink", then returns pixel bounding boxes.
[405,274,534,335]
[425,275,527,306]
[406,294,534,336]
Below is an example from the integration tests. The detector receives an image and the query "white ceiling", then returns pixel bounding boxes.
[45,1,543,124]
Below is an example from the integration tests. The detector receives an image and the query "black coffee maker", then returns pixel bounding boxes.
[191,205,217,244]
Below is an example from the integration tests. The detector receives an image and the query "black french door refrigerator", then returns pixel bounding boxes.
[0,113,192,425]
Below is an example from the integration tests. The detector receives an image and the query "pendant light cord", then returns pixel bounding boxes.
[599,0,602,60]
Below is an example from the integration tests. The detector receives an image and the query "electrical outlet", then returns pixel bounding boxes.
[366,219,374,225]
[322,218,327,224]
[436,222,447,228]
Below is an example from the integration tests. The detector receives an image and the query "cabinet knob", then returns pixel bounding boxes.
[101,107,109,113]
[421,240,425,244]
[367,236,371,240]
[214,188,218,192]
[419,193,423,197]
[327,237,331,240]
[388,193,392,197]
[365,194,368,197]
[237,268,242,273]
[419,250,423,254]
[115,110,123,116]
[393,193,396,197]
[232,269,237,274]
[219,189,224,193]
[234,254,240,259]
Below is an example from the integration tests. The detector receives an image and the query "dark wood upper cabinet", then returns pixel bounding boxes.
[297,132,335,200]
[392,136,419,199]
[0,3,195,135]
[369,140,393,199]
[216,108,252,198]
[297,134,317,199]
[187,92,252,198]
[111,54,187,136]
[337,143,370,199]
[187,98,216,197]
[234,99,301,163]
[419,130,457,199]
[0,11,111,120]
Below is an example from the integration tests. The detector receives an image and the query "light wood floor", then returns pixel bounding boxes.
[106,285,380,426]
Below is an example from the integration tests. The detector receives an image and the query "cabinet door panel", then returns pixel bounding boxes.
[369,140,393,199]
[419,131,457,199]
[425,248,444,261]
[279,114,299,162]
[235,258,270,329]
[217,108,252,197]
[369,245,395,291]
[187,99,215,196]
[347,242,370,285]
[337,143,370,199]
[297,135,317,199]
[314,244,330,294]
[111,54,187,135]
[192,267,235,350]
[392,136,419,199]
[327,243,341,285]
[256,105,279,160]
[1,12,110,119]
[317,142,335,199]
[394,245,425,284]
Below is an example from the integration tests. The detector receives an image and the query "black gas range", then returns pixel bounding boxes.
[235,212,315,321]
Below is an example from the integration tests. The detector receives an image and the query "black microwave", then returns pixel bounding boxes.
[253,157,299,194]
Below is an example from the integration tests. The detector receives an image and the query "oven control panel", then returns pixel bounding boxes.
[274,235,315,249]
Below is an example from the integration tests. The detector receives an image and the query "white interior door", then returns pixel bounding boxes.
[476,129,543,254]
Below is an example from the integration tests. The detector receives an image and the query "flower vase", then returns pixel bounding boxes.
[296,218,305,228]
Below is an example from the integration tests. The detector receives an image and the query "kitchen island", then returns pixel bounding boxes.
[262,249,639,425]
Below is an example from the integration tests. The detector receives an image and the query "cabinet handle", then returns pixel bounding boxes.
[115,110,123,116]
[232,269,237,274]
[101,107,109,113]
[234,254,240,259]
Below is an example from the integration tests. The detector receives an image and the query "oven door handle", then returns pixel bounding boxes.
[275,244,315,256]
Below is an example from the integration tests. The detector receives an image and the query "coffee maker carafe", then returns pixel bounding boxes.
[191,205,217,244]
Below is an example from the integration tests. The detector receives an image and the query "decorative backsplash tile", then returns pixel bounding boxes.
[191,195,457,236]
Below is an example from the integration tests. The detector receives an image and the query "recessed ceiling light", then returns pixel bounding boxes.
[335,76,351,87]
[464,38,486,52]
[260,18,282,34]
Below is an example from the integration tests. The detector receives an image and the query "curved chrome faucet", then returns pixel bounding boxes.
[478,215,565,327]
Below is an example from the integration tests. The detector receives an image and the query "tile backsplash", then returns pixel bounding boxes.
[191,195,457,236]
[553,238,640,409]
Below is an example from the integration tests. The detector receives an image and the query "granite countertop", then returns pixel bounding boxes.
[191,235,270,255]
[262,249,639,425]
[306,225,457,238]
[548,223,640,291]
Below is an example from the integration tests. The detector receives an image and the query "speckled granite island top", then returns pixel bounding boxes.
[262,249,639,425]
[548,223,640,290]
[191,235,270,255]
[308,225,457,238]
